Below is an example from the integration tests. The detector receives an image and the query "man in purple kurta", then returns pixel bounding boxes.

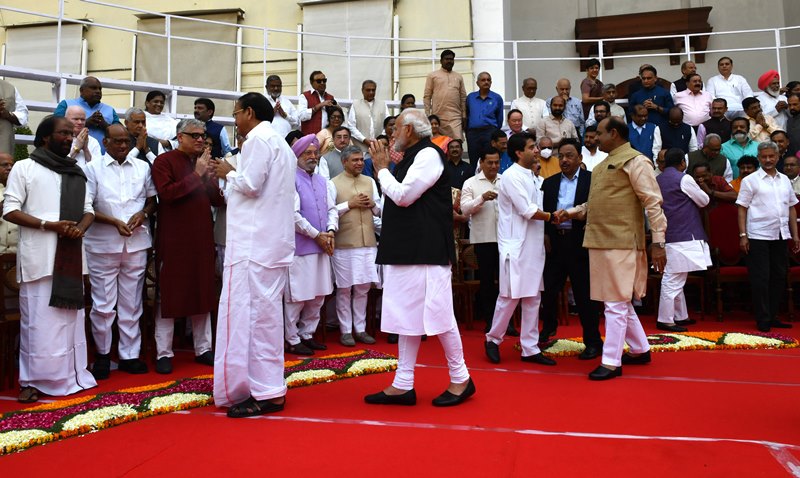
[152,118,224,374]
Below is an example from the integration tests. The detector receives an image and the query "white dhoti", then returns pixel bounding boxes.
[658,240,712,324]
[380,264,456,335]
[602,301,650,367]
[284,252,333,345]
[154,306,212,359]
[332,247,378,334]
[487,294,542,357]
[214,262,287,407]
[19,277,97,396]
[86,248,147,359]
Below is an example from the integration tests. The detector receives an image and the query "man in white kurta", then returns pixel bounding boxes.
[3,116,97,402]
[655,149,712,331]
[331,145,381,346]
[65,106,102,169]
[347,80,390,152]
[212,93,296,417]
[84,124,156,379]
[484,133,557,366]
[266,75,300,138]
[365,109,474,407]
[284,134,338,355]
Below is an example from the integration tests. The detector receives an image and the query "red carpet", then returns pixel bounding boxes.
[1,313,799,477]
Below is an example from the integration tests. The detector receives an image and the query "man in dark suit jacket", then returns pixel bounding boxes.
[540,138,603,360]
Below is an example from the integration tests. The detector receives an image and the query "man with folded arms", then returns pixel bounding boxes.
[84,124,156,379]
[4,116,97,403]
[484,132,556,367]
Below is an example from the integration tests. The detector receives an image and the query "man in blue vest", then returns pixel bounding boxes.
[54,76,121,154]
[194,98,232,159]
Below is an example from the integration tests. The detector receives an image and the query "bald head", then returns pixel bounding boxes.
[64,105,86,135]
[556,78,571,99]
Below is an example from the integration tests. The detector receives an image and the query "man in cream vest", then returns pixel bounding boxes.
[0,79,29,155]
[347,80,389,152]
[331,145,381,346]
[557,117,667,381]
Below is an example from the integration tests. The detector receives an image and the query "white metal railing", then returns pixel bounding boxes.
[2,0,799,145]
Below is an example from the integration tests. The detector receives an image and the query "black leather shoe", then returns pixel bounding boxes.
[656,322,688,332]
[539,327,556,343]
[506,324,520,337]
[432,378,476,407]
[301,338,327,351]
[387,334,399,344]
[757,322,771,332]
[364,389,417,406]
[92,353,111,380]
[156,356,173,374]
[194,350,214,366]
[118,358,149,374]
[578,346,602,360]
[621,350,651,365]
[770,320,793,329]
[484,341,501,364]
[674,318,697,326]
[521,353,556,366]
[589,365,622,381]
[287,342,314,356]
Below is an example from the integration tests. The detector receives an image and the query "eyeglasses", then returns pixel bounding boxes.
[181,132,207,140]
[314,78,328,84]
[232,108,246,117]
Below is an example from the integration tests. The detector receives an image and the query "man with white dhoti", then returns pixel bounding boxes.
[655,148,711,332]
[284,134,337,356]
[4,116,97,403]
[84,124,156,379]
[331,145,380,346]
[365,109,475,407]
[211,93,295,418]
[557,117,667,381]
[484,132,558,366]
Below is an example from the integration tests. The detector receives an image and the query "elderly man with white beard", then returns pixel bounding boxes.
[755,70,790,131]
[365,109,475,407]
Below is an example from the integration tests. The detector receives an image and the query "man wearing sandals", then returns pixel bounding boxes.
[211,93,296,417]
[4,116,97,403]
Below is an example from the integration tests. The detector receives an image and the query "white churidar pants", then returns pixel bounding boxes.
[657,271,689,324]
[19,277,97,395]
[391,326,469,390]
[486,294,542,356]
[336,283,371,334]
[86,248,147,359]
[284,295,326,345]
[602,300,650,367]
[155,305,212,359]
[214,262,287,407]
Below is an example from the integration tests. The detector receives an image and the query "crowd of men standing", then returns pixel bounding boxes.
[3,48,800,411]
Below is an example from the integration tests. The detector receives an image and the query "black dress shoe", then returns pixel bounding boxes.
[578,346,602,360]
[194,350,215,366]
[287,342,315,356]
[432,378,476,407]
[589,365,622,381]
[656,322,688,332]
[484,341,501,364]
[506,324,520,337]
[92,353,111,380]
[621,350,651,365]
[757,322,771,332]
[539,328,556,343]
[674,318,697,326]
[770,320,793,329]
[364,389,417,406]
[118,358,149,374]
[156,356,173,374]
[387,333,399,344]
[521,353,556,366]
[301,338,327,351]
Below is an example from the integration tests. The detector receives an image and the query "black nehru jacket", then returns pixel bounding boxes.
[377,138,455,266]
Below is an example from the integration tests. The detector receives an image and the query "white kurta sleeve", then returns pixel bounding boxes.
[459,177,484,216]
[652,127,663,160]
[283,98,300,129]
[377,148,443,207]
[85,162,98,205]
[723,160,733,183]
[294,191,320,238]
[680,173,710,208]
[225,136,270,198]
[370,177,382,217]
[326,179,338,231]
[346,105,367,143]
[12,88,28,127]
[297,93,312,123]
[88,137,103,164]
[688,128,698,152]
[507,171,539,220]
[3,162,26,216]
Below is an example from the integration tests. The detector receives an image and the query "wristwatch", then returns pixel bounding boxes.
[739,233,747,238]
[654,242,665,249]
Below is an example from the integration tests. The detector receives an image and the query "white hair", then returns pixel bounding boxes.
[64,105,85,118]
[397,109,432,138]
[125,107,145,121]
[176,118,206,135]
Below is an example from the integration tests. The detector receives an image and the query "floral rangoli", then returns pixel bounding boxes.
[0,349,397,455]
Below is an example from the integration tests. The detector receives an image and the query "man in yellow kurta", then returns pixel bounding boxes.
[423,50,467,141]
[557,117,667,381]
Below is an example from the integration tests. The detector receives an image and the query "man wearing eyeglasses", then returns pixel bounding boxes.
[298,71,336,135]
[194,98,232,159]
[151,118,225,374]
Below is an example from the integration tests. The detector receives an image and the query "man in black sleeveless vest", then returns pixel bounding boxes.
[364,109,475,407]
[194,98,230,159]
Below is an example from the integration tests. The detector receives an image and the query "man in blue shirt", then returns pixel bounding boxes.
[465,72,504,165]
[54,76,121,154]
[629,66,673,128]
[546,79,585,137]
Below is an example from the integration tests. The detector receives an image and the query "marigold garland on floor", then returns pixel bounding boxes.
[0,349,397,456]
[517,331,798,356]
